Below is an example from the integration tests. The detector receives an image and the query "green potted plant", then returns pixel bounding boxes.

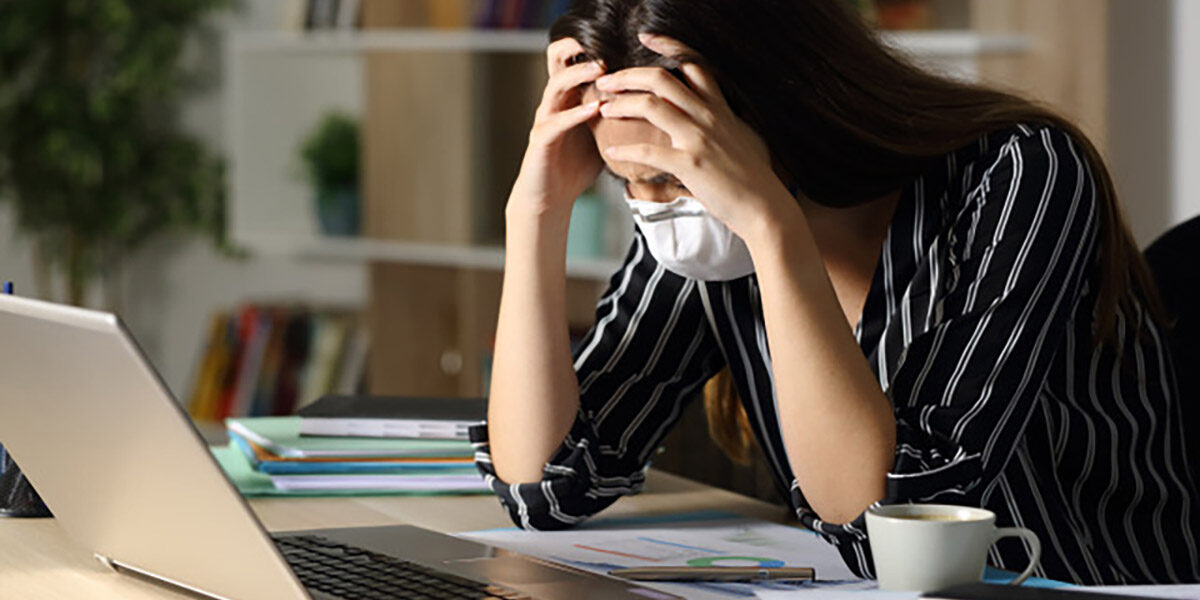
[299,111,361,237]
[0,0,233,309]
[0,0,232,520]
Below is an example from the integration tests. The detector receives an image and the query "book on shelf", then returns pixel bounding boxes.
[186,303,367,422]
[335,0,361,29]
[293,0,572,31]
[298,312,352,410]
[296,395,487,440]
[186,313,235,420]
[306,0,340,29]
[427,0,472,29]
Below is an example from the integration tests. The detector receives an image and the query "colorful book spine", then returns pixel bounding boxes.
[187,305,363,421]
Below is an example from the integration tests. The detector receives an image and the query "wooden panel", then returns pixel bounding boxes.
[369,262,605,397]
[472,53,548,245]
[363,52,476,243]
[456,269,502,396]
[366,263,462,396]
[971,0,1109,150]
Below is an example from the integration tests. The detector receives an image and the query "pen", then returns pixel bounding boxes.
[608,566,815,583]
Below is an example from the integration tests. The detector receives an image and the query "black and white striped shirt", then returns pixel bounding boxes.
[471,125,1200,585]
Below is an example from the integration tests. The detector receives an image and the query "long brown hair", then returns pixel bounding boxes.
[551,0,1163,461]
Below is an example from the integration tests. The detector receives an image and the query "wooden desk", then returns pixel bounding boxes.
[0,469,794,599]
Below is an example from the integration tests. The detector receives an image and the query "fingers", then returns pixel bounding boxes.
[603,143,691,178]
[547,37,588,76]
[535,59,605,122]
[594,66,714,125]
[530,100,602,145]
[636,33,725,107]
[598,93,702,148]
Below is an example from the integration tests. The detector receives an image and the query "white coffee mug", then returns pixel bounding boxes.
[865,504,1041,591]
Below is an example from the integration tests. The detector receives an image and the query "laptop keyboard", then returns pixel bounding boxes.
[274,535,532,599]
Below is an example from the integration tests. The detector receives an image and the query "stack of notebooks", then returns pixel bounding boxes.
[212,396,490,497]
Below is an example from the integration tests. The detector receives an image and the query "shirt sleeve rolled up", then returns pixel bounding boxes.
[474,232,726,530]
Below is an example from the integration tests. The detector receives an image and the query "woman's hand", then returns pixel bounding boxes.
[597,33,797,238]
[509,37,607,219]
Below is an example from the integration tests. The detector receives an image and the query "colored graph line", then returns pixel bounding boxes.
[572,544,662,562]
[636,536,722,554]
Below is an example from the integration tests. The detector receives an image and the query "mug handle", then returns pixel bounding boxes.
[992,527,1042,585]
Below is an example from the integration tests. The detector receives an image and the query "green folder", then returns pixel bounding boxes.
[225,416,475,459]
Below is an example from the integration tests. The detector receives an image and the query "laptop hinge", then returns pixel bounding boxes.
[106,558,235,600]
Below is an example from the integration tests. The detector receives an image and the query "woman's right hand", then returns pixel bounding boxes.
[509,37,607,218]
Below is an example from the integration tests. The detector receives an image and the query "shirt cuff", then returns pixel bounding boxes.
[469,412,648,531]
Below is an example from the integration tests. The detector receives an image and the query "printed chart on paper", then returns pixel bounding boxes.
[457,511,871,599]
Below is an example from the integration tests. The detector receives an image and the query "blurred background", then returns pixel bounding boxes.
[0,0,1195,503]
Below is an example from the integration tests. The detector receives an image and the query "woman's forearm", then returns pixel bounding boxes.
[487,196,582,484]
[747,202,896,524]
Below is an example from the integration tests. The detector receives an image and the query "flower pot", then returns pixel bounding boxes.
[314,185,361,237]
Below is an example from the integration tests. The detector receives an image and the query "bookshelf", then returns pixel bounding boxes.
[242,233,623,281]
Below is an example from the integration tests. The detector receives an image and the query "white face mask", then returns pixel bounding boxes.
[624,194,756,281]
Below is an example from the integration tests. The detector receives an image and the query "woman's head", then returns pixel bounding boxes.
[552,0,950,206]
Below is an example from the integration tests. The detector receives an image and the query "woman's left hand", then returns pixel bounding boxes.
[597,33,797,239]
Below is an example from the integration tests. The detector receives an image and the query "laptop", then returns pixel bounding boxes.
[0,295,675,600]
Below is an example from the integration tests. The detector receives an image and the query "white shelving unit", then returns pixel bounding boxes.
[880,30,1028,56]
[247,233,622,281]
[226,28,1029,282]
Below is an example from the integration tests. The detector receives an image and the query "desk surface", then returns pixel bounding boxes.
[0,468,793,599]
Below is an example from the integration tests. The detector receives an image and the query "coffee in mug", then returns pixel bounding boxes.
[865,504,1041,591]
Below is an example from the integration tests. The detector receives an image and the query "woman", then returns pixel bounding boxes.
[471,0,1200,585]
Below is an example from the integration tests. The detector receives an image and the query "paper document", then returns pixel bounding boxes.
[457,511,863,599]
